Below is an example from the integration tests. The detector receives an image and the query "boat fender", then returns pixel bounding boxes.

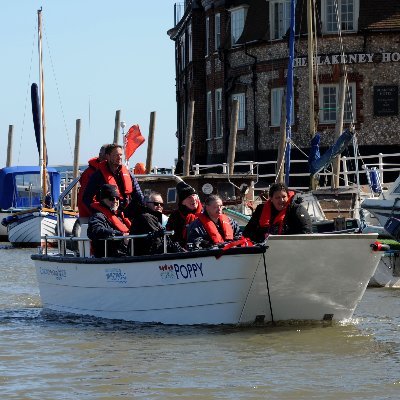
[371,241,390,252]
[1,215,17,226]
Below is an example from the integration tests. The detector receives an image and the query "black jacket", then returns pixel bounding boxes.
[131,208,184,256]
[87,211,129,258]
[243,200,312,243]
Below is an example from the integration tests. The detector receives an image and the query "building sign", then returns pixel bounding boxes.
[294,52,400,67]
[373,86,399,116]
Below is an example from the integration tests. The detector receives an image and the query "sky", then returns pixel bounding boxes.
[1,0,178,169]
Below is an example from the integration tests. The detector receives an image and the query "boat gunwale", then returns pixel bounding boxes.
[31,245,267,264]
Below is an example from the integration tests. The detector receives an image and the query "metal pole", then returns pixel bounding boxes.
[146,111,156,173]
[113,110,121,144]
[71,119,81,210]
[6,125,13,167]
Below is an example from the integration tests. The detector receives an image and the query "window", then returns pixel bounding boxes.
[270,0,291,40]
[207,91,212,139]
[215,89,223,138]
[215,13,221,50]
[271,88,295,127]
[167,188,177,203]
[205,16,210,56]
[319,83,356,124]
[322,0,358,33]
[232,93,246,130]
[188,24,192,62]
[230,6,248,45]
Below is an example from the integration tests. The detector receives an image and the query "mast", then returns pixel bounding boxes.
[307,0,315,136]
[38,8,47,201]
[284,0,296,186]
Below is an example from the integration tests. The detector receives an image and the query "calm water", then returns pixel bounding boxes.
[0,245,399,399]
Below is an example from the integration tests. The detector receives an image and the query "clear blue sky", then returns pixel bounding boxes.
[1,0,178,169]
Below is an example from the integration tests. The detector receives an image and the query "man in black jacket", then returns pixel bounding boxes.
[243,182,312,243]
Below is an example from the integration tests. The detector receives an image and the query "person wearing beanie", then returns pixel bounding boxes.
[166,181,203,247]
[87,184,131,258]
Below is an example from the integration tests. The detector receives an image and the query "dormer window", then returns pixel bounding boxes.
[321,0,359,33]
[269,0,291,40]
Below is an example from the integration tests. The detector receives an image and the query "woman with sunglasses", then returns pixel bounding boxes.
[87,184,131,258]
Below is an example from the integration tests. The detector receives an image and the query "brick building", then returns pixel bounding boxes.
[168,0,400,185]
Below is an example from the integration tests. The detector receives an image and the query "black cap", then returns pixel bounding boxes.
[99,184,120,200]
[176,181,196,203]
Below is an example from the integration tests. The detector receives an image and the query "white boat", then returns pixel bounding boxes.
[31,232,382,325]
[361,175,400,227]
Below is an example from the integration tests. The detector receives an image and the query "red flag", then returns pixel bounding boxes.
[124,125,145,161]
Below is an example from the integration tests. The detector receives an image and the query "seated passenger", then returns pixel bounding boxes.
[87,184,131,258]
[187,194,242,249]
[243,182,312,243]
[166,181,202,247]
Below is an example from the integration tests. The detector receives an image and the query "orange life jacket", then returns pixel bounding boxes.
[78,157,102,217]
[97,161,133,198]
[91,202,131,233]
[198,213,234,244]
[259,191,295,235]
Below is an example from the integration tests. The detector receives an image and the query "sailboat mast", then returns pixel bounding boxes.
[307,0,315,136]
[37,8,47,200]
[284,0,296,186]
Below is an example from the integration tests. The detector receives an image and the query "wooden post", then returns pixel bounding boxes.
[332,74,346,189]
[6,125,13,167]
[227,100,239,175]
[183,101,195,176]
[277,95,286,183]
[113,110,121,144]
[146,111,156,174]
[71,119,81,210]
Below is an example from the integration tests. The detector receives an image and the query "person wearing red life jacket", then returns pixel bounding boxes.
[187,194,242,249]
[83,143,145,220]
[77,144,108,222]
[87,184,131,258]
[243,182,312,243]
[166,181,203,247]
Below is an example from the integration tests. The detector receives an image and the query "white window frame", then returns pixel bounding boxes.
[215,88,223,138]
[215,13,221,50]
[207,91,213,139]
[188,24,192,62]
[269,0,291,40]
[271,87,295,127]
[229,6,248,45]
[319,83,356,124]
[232,93,246,130]
[321,0,359,34]
[205,16,210,56]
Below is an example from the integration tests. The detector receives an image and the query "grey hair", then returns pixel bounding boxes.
[144,191,162,203]
[204,194,222,205]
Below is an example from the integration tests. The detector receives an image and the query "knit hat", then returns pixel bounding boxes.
[99,184,120,200]
[176,181,196,203]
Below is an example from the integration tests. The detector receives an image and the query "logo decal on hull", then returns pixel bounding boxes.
[39,266,66,281]
[159,262,204,281]
[105,268,127,284]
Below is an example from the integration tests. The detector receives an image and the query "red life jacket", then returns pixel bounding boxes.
[78,157,102,218]
[91,202,131,233]
[180,202,203,241]
[259,191,295,235]
[198,213,234,244]
[98,161,133,198]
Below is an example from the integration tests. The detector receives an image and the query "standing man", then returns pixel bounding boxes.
[83,143,144,220]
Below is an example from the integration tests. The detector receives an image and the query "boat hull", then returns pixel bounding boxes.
[32,233,381,325]
[369,251,400,288]
[7,210,76,247]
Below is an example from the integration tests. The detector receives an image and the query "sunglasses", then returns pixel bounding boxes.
[148,201,164,207]
[108,196,119,201]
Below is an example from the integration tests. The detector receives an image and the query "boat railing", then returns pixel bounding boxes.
[192,152,400,193]
[40,231,175,258]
